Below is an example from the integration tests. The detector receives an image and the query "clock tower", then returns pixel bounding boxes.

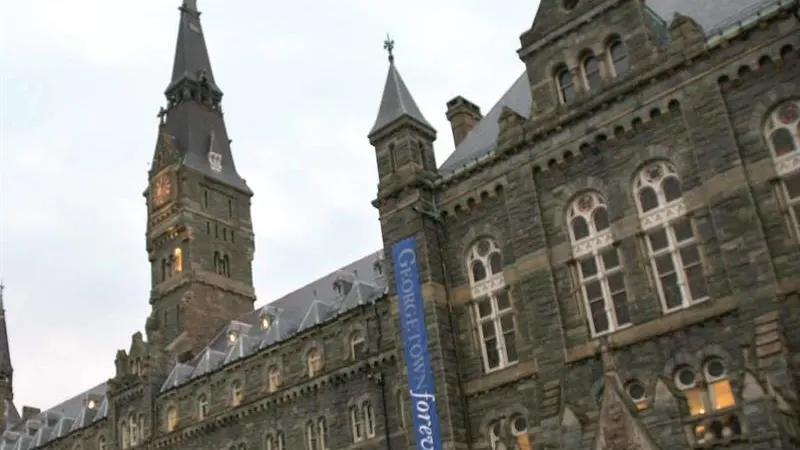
[144,0,256,357]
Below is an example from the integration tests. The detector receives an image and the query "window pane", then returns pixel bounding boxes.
[771,128,796,156]
[571,216,589,241]
[485,339,500,369]
[612,291,630,325]
[593,207,610,231]
[481,322,496,339]
[607,272,625,293]
[477,298,492,318]
[590,300,609,333]
[495,291,511,310]
[472,261,487,282]
[686,389,707,416]
[500,314,514,332]
[679,245,700,266]
[662,177,682,202]
[489,252,503,274]
[601,248,620,270]
[639,187,659,212]
[504,329,518,362]
[580,257,598,278]
[660,273,683,309]
[649,229,668,251]
[685,264,707,300]
[655,254,675,275]
[585,280,603,300]
[673,218,694,242]
[710,380,736,410]
[784,172,800,199]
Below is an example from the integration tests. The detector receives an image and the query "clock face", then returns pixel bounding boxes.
[153,175,172,206]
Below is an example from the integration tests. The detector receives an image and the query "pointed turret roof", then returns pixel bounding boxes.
[0,284,12,381]
[154,1,251,195]
[368,38,434,138]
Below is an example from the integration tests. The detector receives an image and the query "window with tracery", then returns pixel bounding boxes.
[307,348,322,377]
[567,192,630,335]
[350,330,366,360]
[197,394,209,420]
[765,100,800,238]
[674,359,741,445]
[582,54,601,90]
[635,161,707,311]
[268,365,282,392]
[467,238,518,372]
[556,66,575,104]
[607,38,629,77]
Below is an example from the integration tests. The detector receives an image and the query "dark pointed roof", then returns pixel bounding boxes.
[0,284,12,379]
[369,61,434,138]
[155,1,251,194]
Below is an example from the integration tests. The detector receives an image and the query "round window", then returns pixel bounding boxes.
[705,359,726,379]
[510,415,528,436]
[626,381,646,402]
[675,366,697,389]
[563,0,579,10]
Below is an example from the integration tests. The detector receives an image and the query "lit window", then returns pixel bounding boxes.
[350,331,366,360]
[635,161,707,311]
[268,366,282,392]
[231,380,244,406]
[166,406,178,431]
[705,359,735,411]
[556,66,575,104]
[675,366,707,416]
[197,394,209,420]
[227,330,238,344]
[260,314,271,330]
[173,248,183,274]
[467,238,518,373]
[567,192,630,335]
[626,380,648,410]
[582,54,601,90]
[764,100,800,238]
[607,39,629,76]
[88,399,97,409]
[307,348,322,377]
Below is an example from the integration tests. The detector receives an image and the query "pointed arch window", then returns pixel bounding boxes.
[567,192,630,335]
[307,348,322,377]
[350,330,366,360]
[267,365,282,392]
[556,66,575,104]
[635,161,707,312]
[467,238,518,373]
[197,394,209,420]
[306,418,327,450]
[166,405,178,432]
[764,100,800,239]
[607,38,629,77]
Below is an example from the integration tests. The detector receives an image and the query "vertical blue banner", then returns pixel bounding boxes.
[392,237,443,450]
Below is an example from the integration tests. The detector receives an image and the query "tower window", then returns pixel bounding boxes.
[607,39,629,77]
[556,66,575,104]
[203,190,209,209]
[228,199,233,218]
[173,248,183,274]
[582,54,601,90]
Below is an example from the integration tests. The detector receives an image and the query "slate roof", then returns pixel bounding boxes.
[1,0,787,449]
[438,0,781,175]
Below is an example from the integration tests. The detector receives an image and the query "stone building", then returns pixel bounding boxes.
[2,0,800,448]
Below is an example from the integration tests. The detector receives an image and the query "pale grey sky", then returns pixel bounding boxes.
[0,0,538,410]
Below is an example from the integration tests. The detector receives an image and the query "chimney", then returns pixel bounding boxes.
[445,96,482,146]
[21,406,40,422]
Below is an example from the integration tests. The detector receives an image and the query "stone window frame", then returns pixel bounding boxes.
[347,324,367,361]
[264,430,285,450]
[97,436,107,450]
[605,34,629,78]
[633,160,708,313]
[266,362,282,393]
[196,392,210,420]
[763,99,800,240]
[554,64,575,104]
[305,344,323,378]
[624,379,649,410]
[230,378,245,407]
[306,417,328,450]
[566,191,631,337]
[165,403,179,432]
[348,396,376,443]
[128,412,138,447]
[395,389,406,429]
[466,237,519,373]
[579,50,602,91]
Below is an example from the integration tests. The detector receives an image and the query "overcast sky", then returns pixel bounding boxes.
[0,0,537,410]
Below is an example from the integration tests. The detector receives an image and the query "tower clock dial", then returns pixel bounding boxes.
[153,174,172,206]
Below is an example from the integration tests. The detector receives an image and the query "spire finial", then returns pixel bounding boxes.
[0,282,5,310]
[182,0,198,11]
[383,34,395,63]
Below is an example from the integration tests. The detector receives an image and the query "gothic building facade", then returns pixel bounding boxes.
[2,0,800,448]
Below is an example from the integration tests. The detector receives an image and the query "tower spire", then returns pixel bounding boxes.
[368,37,434,139]
[0,282,13,385]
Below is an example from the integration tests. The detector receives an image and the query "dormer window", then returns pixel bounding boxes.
[333,280,344,296]
[373,260,383,277]
[260,314,271,330]
[88,399,97,409]
[227,330,238,344]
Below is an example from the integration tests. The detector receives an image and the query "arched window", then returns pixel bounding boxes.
[166,405,178,432]
[567,192,630,336]
[317,417,328,450]
[510,415,530,449]
[172,248,183,274]
[488,421,502,450]
[350,331,366,359]
[120,422,129,449]
[231,380,244,406]
[138,414,145,441]
[129,414,138,446]
[607,38,629,76]
[675,360,739,444]
[556,66,575,104]
[350,405,365,442]
[363,401,375,438]
[307,348,322,377]
[98,436,107,450]
[764,100,800,238]
[396,390,406,429]
[582,54,601,90]
[197,394,209,420]
[306,421,318,450]
[625,380,648,410]
[466,238,517,372]
[634,161,706,311]
[276,432,285,450]
[265,432,285,450]
[268,365,282,392]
